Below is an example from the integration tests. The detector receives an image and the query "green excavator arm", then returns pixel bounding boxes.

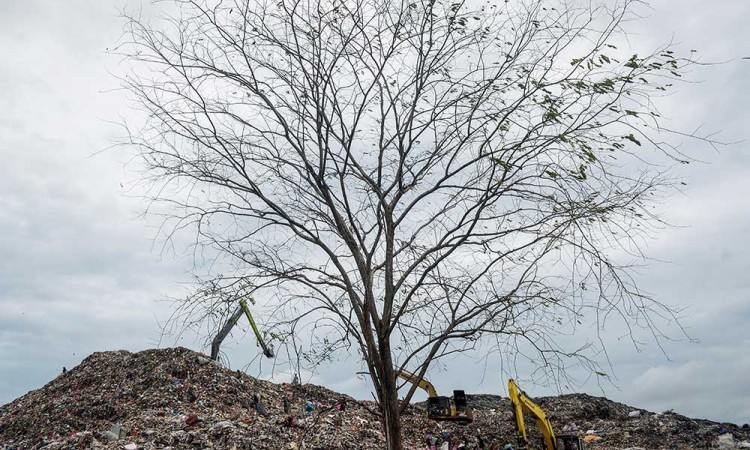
[210,298,275,361]
[239,298,275,358]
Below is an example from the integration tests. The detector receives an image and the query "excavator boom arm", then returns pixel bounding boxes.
[396,369,438,397]
[508,379,557,450]
[210,306,244,360]
[239,298,274,358]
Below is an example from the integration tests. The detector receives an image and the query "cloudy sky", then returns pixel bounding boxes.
[1,0,749,426]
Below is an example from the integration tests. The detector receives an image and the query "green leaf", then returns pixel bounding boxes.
[491,157,511,171]
[624,134,642,146]
[625,55,639,69]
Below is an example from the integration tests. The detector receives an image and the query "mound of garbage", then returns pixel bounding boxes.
[452,394,750,450]
[1,347,748,450]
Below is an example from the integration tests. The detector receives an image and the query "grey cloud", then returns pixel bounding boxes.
[627,344,750,424]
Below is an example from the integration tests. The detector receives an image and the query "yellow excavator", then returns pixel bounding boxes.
[508,379,584,450]
[397,369,473,424]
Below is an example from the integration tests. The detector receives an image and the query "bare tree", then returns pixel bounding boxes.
[120,0,706,448]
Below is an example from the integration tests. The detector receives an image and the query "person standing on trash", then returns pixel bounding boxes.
[252,393,268,417]
[426,433,439,450]
[283,391,292,414]
[451,436,468,450]
[304,400,315,416]
[439,433,450,450]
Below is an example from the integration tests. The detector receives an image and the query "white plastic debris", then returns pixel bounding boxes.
[628,410,641,418]
[210,421,235,431]
[717,433,735,449]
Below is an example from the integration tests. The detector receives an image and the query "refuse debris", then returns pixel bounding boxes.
[583,434,602,444]
[628,410,642,418]
[185,413,200,427]
[717,433,736,449]
[1,347,748,450]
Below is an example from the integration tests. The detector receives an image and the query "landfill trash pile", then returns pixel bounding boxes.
[0,348,394,450]
[1,348,749,450]
[419,394,750,450]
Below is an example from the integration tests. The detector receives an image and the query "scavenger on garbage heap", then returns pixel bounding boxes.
[304,400,315,416]
[421,431,489,450]
[252,393,268,416]
[283,391,292,413]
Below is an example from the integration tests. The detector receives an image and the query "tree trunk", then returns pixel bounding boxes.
[382,365,403,450]
[377,334,403,450]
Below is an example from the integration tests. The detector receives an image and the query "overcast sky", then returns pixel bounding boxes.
[1,0,749,426]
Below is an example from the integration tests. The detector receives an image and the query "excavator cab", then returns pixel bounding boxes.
[398,370,473,424]
[427,395,451,416]
[556,435,584,450]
